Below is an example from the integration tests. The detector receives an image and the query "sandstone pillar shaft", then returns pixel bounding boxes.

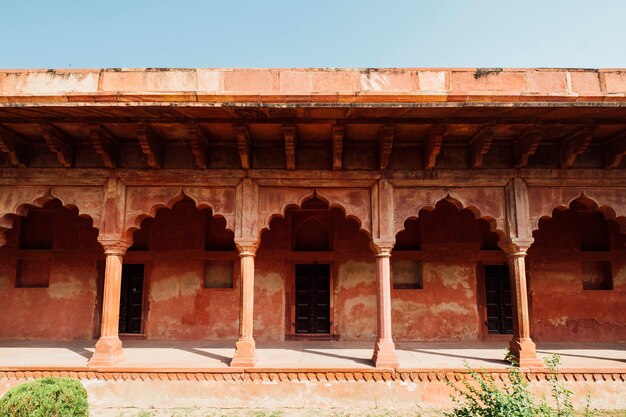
[502,239,542,368]
[231,241,259,367]
[371,241,399,368]
[88,240,131,367]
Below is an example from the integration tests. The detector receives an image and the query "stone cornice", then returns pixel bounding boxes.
[0,68,624,106]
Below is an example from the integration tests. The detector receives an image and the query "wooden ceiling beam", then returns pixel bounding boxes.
[89,124,117,168]
[378,125,394,170]
[603,130,626,169]
[188,124,208,169]
[41,124,73,168]
[469,124,495,168]
[332,125,344,171]
[0,125,27,168]
[559,125,595,169]
[423,124,447,169]
[234,125,251,170]
[136,124,161,169]
[283,125,297,170]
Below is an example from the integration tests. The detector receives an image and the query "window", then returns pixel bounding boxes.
[16,259,51,288]
[392,260,423,289]
[204,260,234,289]
[582,261,612,290]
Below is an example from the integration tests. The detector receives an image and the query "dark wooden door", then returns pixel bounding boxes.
[119,264,144,334]
[295,264,331,334]
[484,265,513,334]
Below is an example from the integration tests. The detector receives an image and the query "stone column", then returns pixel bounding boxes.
[371,241,399,368]
[500,238,543,368]
[231,240,259,367]
[88,239,131,367]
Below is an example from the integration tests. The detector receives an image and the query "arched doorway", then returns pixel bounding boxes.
[257,196,372,340]
[527,197,626,342]
[0,199,102,340]
[125,197,237,340]
[392,198,506,341]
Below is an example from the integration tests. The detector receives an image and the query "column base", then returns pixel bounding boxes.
[372,339,399,368]
[88,336,125,367]
[509,337,544,368]
[230,338,258,367]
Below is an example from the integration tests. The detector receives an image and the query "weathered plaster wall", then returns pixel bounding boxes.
[391,260,481,340]
[257,206,376,341]
[131,200,240,340]
[390,201,502,341]
[257,200,500,342]
[0,201,102,340]
[527,205,626,342]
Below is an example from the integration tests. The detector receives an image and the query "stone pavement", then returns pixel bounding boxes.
[0,339,623,370]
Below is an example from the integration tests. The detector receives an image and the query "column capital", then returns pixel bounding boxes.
[499,237,534,256]
[235,239,259,256]
[98,237,132,256]
[370,239,395,257]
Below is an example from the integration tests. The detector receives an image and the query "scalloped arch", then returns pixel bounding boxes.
[532,193,626,234]
[0,189,99,246]
[395,195,507,243]
[259,189,372,239]
[123,189,234,242]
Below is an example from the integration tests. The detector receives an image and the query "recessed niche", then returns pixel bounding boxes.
[16,259,51,288]
[392,260,423,290]
[581,261,612,290]
[204,260,234,289]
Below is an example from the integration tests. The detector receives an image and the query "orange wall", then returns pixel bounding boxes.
[0,202,102,340]
[528,208,626,342]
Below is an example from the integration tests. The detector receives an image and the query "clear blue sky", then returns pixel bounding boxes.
[1,0,625,69]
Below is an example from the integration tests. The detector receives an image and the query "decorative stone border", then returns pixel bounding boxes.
[0,368,624,382]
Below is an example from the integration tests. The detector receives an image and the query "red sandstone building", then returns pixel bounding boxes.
[0,68,624,370]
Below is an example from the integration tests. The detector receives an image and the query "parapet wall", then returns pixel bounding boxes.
[0,68,625,103]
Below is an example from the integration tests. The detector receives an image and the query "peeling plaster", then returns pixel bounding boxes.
[430,302,470,315]
[151,273,201,302]
[338,261,375,289]
[255,272,283,295]
[47,280,82,300]
[549,317,569,327]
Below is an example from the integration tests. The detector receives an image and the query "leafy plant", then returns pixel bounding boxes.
[445,354,592,417]
[0,377,88,417]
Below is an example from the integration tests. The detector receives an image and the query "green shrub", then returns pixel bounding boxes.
[445,354,592,417]
[0,377,88,417]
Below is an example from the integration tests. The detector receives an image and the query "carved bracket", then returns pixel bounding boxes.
[603,130,626,169]
[137,124,161,169]
[235,125,251,170]
[424,124,447,169]
[283,126,297,170]
[559,125,595,169]
[89,124,118,168]
[0,125,27,168]
[514,124,543,168]
[379,125,394,170]
[332,125,344,171]
[188,124,208,169]
[41,124,73,168]
[469,124,494,168]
